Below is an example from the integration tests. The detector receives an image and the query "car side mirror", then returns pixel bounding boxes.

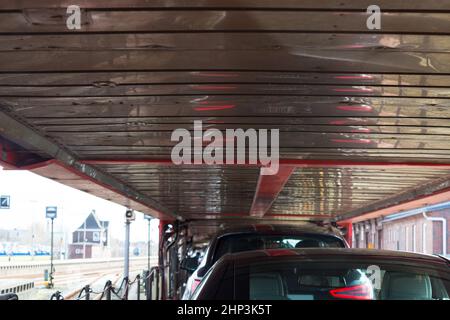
[180,257,199,273]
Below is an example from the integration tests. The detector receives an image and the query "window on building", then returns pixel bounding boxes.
[365,230,370,248]
[422,223,427,254]
[377,229,382,249]
[405,226,409,251]
[396,227,400,250]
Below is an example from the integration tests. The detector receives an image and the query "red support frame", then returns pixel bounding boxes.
[80,158,450,222]
[80,158,450,169]
[249,165,296,217]
[158,219,176,300]
[19,159,176,221]
[337,222,353,247]
[158,219,166,300]
[0,139,20,169]
[0,138,49,170]
[185,213,334,219]
[338,185,450,224]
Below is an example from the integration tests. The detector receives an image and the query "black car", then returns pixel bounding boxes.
[181,223,347,299]
[191,248,450,300]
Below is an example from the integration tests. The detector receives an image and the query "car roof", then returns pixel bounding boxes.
[220,248,450,267]
[214,223,343,238]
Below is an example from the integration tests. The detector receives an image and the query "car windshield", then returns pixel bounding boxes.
[212,234,344,264]
[233,258,450,300]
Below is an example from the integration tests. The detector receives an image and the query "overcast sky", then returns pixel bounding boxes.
[0,168,159,243]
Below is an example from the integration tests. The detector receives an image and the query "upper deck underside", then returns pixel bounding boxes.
[1,1,450,237]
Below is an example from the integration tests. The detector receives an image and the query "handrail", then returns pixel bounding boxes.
[50,291,64,300]
[50,269,158,300]
[111,277,128,300]
[144,266,160,300]
[76,285,91,300]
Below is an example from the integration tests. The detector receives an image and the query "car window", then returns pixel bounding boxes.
[233,259,450,300]
[212,234,344,265]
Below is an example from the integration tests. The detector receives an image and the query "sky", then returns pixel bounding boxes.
[0,168,160,243]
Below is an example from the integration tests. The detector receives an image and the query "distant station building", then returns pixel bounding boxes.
[352,201,450,258]
[68,210,109,259]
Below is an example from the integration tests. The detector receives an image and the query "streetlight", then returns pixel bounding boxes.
[144,215,153,272]
[45,206,57,288]
[124,209,135,280]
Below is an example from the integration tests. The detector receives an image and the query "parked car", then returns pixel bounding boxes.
[191,248,450,300]
[181,223,347,299]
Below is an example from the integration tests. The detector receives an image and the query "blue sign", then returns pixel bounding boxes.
[46,206,57,219]
[0,196,10,209]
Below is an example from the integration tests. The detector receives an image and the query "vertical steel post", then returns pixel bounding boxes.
[346,222,353,248]
[147,218,151,272]
[158,220,168,300]
[136,274,141,300]
[49,217,54,288]
[149,271,153,300]
[155,268,160,300]
[124,220,130,280]
[123,276,129,300]
[105,280,112,300]
[85,285,90,300]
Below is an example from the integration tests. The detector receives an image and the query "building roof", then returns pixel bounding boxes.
[76,211,103,231]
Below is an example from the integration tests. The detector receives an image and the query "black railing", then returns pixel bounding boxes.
[143,266,160,300]
[76,285,91,300]
[50,291,64,300]
[50,268,160,301]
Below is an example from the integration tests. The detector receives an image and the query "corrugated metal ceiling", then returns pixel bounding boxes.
[0,1,450,226]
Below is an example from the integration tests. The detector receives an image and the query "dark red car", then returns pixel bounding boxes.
[181,223,347,299]
[191,248,450,300]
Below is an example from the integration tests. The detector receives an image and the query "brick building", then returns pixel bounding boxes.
[68,210,109,259]
[352,201,449,258]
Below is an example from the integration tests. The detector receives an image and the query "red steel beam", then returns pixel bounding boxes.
[249,165,296,217]
[0,139,21,169]
[338,186,450,224]
[337,222,353,248]
[186,213,334,219]
[19,159,176,220]
[80,158,450,169]
[0,158,16,170]
[0,137,50,169]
